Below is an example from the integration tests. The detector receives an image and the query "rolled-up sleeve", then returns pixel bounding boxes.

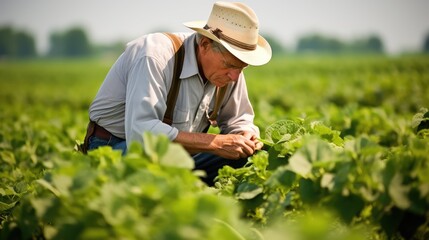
[217,75,260,137]
[125,56,178,147]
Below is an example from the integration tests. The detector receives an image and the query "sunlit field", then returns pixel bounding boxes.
[1,55,428,239]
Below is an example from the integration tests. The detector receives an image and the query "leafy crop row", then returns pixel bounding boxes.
[1,56,428,239]
[217,113,429,239]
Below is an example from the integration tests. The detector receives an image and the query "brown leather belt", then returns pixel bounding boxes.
[93,122,125,141]
[79,121,124,154]
[93,123,114,141]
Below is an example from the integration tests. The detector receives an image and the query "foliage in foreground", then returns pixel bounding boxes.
[1,56,429,239]
[216,108,429,239]
[1,109,428,239]
[1,134,256,240]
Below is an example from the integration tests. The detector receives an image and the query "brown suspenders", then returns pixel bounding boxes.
[162,33,186,125]
[79,33,226,154]
[162,33,226,127]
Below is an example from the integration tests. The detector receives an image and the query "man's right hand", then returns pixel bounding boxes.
[174,131,257,159]
[209,133,256,159]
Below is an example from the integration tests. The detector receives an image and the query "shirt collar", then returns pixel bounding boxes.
[180,33,200,79]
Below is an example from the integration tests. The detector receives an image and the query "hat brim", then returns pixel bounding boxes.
[184,21,272,66]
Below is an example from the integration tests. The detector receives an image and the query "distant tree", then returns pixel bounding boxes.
[93,41,126,58]
[297,34,319,53]
[15,32,36,57]
[48,27,92,57]
[0,26,37,58]
[63,28,91,57]
[366,35,384,53]
[296,34,344,53]
[296,33,385,54]
[348,35,384,54]
[263,34,286,56]
[351,35,383,53]
[424,32,429,53]
[48,33,65,57]
[0,27,14,57]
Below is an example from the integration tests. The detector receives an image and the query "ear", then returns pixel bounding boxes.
[199,37,212,53]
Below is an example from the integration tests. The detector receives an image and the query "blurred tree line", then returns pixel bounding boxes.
[1,26,429,59]
[0,27,37,58]
[295,34,384,54]
[48,28,92,57]
[0,26,125,59]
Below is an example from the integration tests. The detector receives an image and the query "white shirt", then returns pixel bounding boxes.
[89,32,259,147]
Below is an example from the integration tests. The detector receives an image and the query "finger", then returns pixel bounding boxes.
[252,138,263,150]
[231,134,254,149]
[241,134,256,145]
[239,143,255,156]
[237,148,249,159]
[219,143,246,159]
[255,141,263,150]
[240,131,252,139]
[240,131,257,141]
[231,149,244,159]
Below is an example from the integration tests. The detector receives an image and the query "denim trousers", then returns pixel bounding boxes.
[88,136,247,186]
[88,135,127,154]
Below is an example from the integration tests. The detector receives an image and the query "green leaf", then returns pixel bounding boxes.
[258,138,274,147]
[0,151,15,165]
[380,207,404,238]
[311,121,344,146]
[0,200,18,211]
[30,198,56,219]
[213,218,246,240]
[265,120,302,143]
[160,143,194,169]
[389,173,411,209]
[320,173,335,190]
[289,152,312,177]
[328,194,365,224]
[142,132,169,163]
[411,107,429,129]
[36,179,62,197]
[289,137,338,177]
[268,167,297,189]
[248,150,269,172]
[52,175,73,197]
[240,193,264,213]
[299,178,321,204]
[235,183,263,200]
[267,147,287,170]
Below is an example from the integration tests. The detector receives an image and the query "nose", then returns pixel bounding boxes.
[227,69,242,82]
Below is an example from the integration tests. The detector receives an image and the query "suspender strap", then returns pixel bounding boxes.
[162,32,227,127]
[207,86,227,127]
[163,33,185,125]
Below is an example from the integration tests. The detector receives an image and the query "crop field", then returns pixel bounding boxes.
[0,55,429,239]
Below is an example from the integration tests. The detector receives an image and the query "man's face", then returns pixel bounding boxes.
[199,39,248,87]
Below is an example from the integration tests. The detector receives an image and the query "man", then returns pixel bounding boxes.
[84,1,272,185]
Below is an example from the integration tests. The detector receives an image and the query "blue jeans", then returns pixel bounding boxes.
[88,135,127,155]
[193,153,248,186]
[88,136,247,186]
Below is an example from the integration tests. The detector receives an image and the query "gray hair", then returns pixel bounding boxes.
[196,33,227,53]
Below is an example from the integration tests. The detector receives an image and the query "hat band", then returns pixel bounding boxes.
[204,25,257,50]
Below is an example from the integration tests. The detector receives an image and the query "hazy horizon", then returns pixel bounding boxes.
[1,0,429,55]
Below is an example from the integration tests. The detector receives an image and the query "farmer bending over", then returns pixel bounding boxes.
[82,1,272,185]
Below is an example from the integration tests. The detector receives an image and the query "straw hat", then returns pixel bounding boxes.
[184,1,272,66]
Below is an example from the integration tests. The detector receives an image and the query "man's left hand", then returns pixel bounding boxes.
[239,131,263,151]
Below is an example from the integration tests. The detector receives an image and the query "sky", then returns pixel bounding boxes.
[1,0,429,55]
